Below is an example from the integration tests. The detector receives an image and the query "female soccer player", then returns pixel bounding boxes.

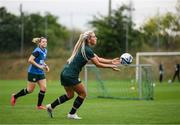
[11,37,50,110]
[46,31,120,119]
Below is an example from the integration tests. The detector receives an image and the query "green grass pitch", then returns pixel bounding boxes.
[0,80,180,124]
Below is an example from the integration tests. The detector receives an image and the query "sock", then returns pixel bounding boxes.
[14,88,29,99]
[37,90,45,106]
[51,94,69,109]
[69,96,84,115]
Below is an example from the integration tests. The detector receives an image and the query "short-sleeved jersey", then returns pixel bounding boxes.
[62,45,95,78]
[28,47,47,74]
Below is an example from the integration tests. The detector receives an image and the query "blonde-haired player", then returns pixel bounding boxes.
[11,37,50,109]
[46,31,120,119]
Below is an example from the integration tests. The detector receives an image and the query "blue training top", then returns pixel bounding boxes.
[28,47,47,74]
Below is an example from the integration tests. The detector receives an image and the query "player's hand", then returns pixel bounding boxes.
[44,65,50,72]
[39,65,45,70]
[111,65,120,71]
[112,67,121,71]
[112,57,120,65]
[39,65,49,72]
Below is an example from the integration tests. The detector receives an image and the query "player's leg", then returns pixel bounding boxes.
[37,78,46,109]
[52,86,74,108]
[46,86,74,118]
[11,82,36,106]
[159,74,163,83]
[172,72,177,82]
[68,83,86,119]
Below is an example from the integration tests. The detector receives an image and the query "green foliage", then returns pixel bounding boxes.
[1,1,179,56]
[0,7,69,55]
[0,7,21,52]
[44,13,69,49]
[141,1,180,51]
[90,2,180,55]
[22,13,69,51]
[89,5,142,57]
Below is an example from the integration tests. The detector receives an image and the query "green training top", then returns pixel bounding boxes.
[62,45,95,78]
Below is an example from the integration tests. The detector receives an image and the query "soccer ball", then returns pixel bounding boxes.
[168,79,172,84]
[130,86,135,90]
[120,53,133,65]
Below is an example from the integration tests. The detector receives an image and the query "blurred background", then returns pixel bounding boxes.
[0,1,180,124]
[0,0,179,81]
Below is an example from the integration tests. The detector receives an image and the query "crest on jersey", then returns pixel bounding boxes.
[33,78,36,81]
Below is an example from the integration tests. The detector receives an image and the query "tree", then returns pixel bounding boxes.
[0,7,70,56]
[89,5,142,57]
[141,11,180,50]
[0,7,21,52]
[23,13,69,50]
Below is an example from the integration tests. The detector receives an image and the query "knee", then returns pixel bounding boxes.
[40,87,46,92]
[79,91,87,99]
[27,88,34,93]
[67,93,74,99]
[40,85,46,92]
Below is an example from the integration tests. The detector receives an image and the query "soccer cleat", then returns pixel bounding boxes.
[11,93,16,106]
[37,105,46,110]
[46,104,53,118]
[67,113,82,120]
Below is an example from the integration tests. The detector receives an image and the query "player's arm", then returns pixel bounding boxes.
[94,54,120,65]
[28,55,45,70]
[44,62,50,72]
[90,56,120,71]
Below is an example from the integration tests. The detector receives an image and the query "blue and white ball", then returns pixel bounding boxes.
[120,53,133,65]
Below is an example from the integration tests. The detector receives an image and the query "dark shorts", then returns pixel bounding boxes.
[28,73,45,82]
[60,72,81,87]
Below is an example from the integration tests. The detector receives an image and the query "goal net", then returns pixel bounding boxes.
[84,64,154,100]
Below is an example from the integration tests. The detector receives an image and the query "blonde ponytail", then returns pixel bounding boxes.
[32,38,40,44]
[67,31,94,64]
[81,31,94,61]
[81,42,88,61]
[67,34,84,64]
